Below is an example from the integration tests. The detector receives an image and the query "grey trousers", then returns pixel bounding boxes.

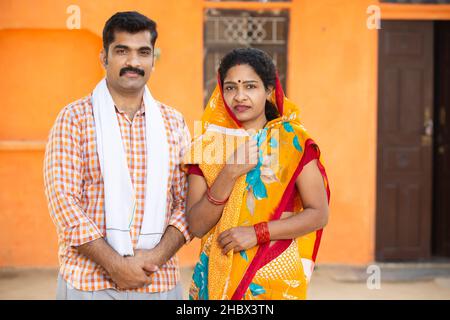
[56,273,183,300]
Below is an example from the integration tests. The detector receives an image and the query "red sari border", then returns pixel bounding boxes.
[231,139,331,300]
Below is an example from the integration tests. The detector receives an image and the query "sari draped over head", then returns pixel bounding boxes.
[184,73,331,300]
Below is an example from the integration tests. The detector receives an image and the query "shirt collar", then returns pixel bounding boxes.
[114,100,146,116]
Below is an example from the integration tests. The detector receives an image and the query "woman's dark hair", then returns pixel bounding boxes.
[218,48,280,121]
[102,11,158,54]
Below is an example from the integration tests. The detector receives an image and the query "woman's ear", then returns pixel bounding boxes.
[266,85,274,98]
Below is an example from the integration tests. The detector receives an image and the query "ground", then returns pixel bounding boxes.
[1,263,449,300]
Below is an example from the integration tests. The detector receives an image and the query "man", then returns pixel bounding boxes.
[44,11,191,300]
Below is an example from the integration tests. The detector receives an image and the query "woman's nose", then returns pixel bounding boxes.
[234,89,247,102]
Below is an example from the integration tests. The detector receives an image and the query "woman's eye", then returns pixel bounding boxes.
[225,86,235,91]
[246,84,256,89]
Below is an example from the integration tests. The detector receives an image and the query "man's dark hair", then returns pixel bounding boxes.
[102,11,158,53]
[218,48,280,121]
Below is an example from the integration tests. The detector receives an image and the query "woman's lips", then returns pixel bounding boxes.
[234,105,251,113]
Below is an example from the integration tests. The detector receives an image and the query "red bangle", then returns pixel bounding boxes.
[253,222,270,245]
[206,186,229,205]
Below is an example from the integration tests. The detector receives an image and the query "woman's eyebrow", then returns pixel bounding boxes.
[223,80,258,84]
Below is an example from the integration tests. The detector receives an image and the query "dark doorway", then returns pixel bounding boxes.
[376,20,450,261]
[433,21,450,259]
[376,21,434,261]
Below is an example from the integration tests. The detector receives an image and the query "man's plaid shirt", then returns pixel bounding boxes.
[44,94,191,292]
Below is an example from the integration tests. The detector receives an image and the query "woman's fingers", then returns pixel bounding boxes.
[248,138,257,148]
[218,228,249,254]
[222,241,236,255]
[247,139,258,164]
[217,229,228,243]
[218,231,233,249]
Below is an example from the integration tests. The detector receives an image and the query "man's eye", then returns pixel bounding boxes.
[140,50,151,56]
[117,49,126,54]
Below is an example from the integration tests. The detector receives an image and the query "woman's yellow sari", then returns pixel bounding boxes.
[185,74,330,300]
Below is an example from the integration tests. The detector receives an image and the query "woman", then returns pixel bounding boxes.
[185,48,330,300]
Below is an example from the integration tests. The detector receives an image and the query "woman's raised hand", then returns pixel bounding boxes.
[223,137,258,179]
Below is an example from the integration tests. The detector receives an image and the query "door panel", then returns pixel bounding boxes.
[376,21,434,261]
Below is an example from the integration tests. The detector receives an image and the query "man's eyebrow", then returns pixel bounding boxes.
[138,46,152,51]
[113,44,129,50]
[112,45,152,51]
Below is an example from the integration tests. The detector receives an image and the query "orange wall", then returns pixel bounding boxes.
[0,0,204,267]
[0,29,104,266]
[2,0,448,268]
[289,0,379,264]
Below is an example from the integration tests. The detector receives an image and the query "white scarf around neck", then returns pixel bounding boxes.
[92,78,169,256]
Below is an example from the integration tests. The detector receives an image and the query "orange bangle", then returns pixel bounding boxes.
[206,186,229,205]
[254,222,270,245]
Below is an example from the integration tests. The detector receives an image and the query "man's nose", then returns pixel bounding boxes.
[125,51,141,68]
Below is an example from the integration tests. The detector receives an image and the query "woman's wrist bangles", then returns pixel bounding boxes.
[253,222,270,245]
[206,186,229,205]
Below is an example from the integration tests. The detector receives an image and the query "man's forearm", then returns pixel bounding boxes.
[76,238,124,275]
[151,225,186,266]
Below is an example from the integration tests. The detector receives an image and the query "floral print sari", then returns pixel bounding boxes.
[185,74,330,300]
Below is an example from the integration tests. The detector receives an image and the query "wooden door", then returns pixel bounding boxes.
[376,21,434,261]
[433,21,450,258]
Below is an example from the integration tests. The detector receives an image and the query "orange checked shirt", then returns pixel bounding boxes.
[44,94,191,292]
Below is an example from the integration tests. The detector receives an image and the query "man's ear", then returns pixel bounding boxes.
[100,49,108,68]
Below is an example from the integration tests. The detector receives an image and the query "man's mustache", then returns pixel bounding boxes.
[120,66,145,77]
